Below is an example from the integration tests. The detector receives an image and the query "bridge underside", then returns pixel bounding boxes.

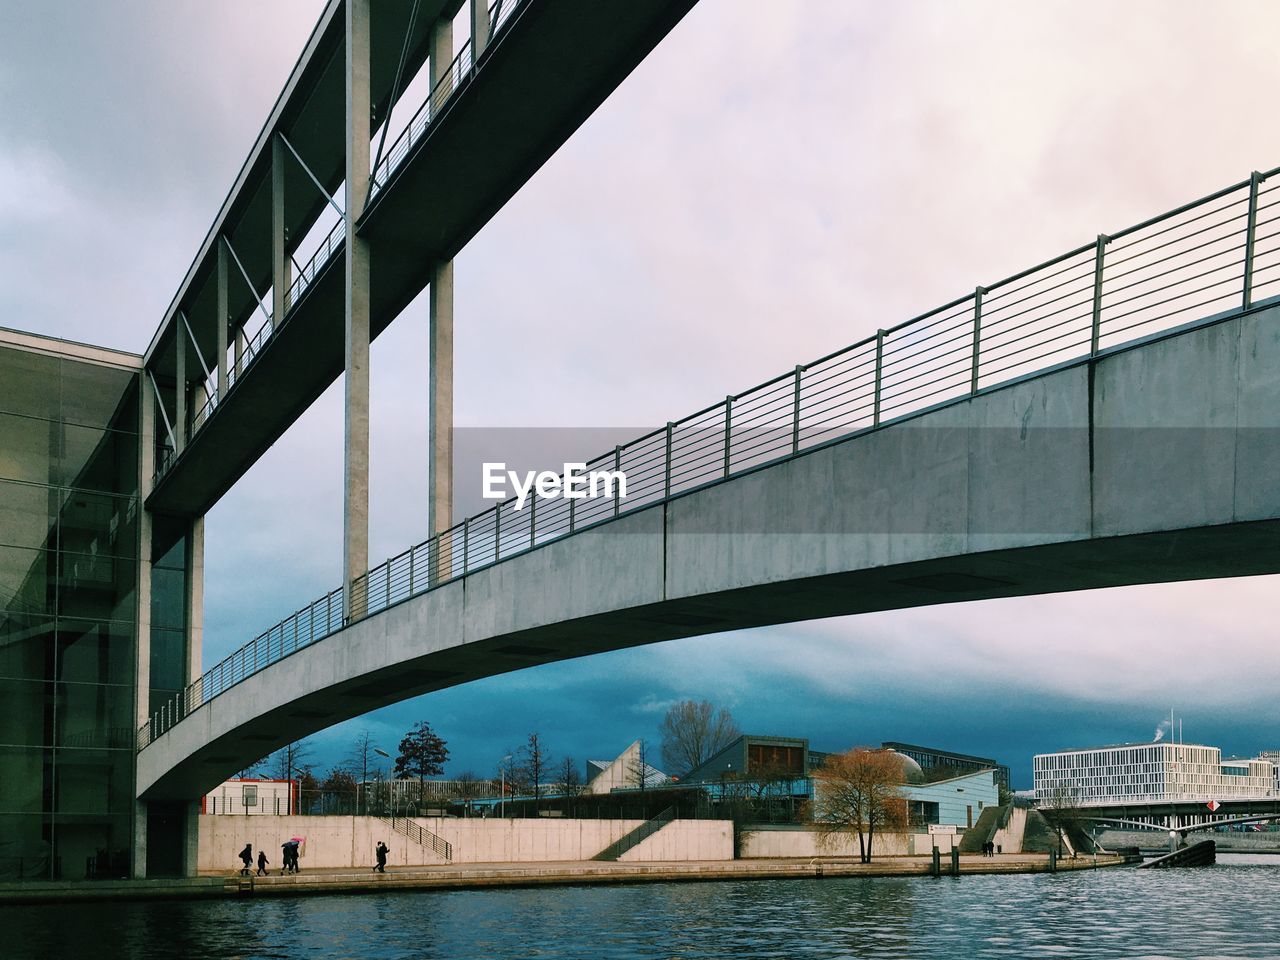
[146,0,699,517]
[139,303,1280,800]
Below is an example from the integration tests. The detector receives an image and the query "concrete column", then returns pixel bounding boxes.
[272,133,291,323]
[133,371,156,878]
[344,0,372,617]
[182,801,200,877]
[174,326,186,454]
[429,260,454,538]
[186,516,205,686]
[471,0,491,58]
[430,16,453,89]
[216,240,229,401]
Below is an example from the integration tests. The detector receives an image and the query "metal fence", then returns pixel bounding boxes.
[139,164,1280,750]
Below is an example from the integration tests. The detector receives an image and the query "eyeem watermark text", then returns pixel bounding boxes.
[483,462,627,510]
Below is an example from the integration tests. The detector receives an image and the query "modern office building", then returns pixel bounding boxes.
[0,329,150,881]
[881,742,1010,791]
[682,735,811,786]
[1033,742,1276,806]
[0,327,204,881]
[680,735,1000,829]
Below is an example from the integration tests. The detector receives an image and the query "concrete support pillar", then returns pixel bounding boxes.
[182,801,200,877]
[186,516,205,687]
[216,240,229,401]
[272,133,291,323]
[133,372,156,878]
[429,260,454,539]
[174,327,186,455]
[344,0,372,618]
[430,15,453,89]
[471,0,491,58]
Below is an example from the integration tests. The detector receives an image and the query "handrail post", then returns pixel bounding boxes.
[970,287,984,395]
[495,505,502,560]
[723,395,733,478]
[792,365,802,453]
[614,446,622,517]
[664,423,674,499]
[873,329,885,427]
[529,482,537,548]
[463,518,470,574]
[569,488,575,534]
[385,560,391,609]
[1244,171,1262,310]
[409,545,416,595]
[1090,234,1108,357]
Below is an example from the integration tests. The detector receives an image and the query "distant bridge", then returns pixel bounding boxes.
[1079,800,1280,835]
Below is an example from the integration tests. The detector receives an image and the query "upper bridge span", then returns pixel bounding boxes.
[138,298,1280,800]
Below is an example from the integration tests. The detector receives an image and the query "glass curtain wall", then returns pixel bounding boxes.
[0,343,139,881]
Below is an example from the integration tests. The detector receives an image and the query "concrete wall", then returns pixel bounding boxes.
[740,827,956,858]
[197,816,734,872]
[618,819,733,861]
[904,770,1001,828]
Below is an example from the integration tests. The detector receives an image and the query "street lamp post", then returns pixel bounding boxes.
[360,746,390,817]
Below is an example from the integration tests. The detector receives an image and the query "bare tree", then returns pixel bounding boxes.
[270,739,314,784]
[660,699,740,777]
[519,732,551,807]
[812,747,908,863]
[348,729,384,815]
[629,739,655,793]
[559,758,583,799]
[1042,786,1084,858]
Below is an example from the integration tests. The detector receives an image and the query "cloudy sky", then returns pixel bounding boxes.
[4,1,1280,787]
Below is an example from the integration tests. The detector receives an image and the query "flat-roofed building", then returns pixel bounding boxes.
[1034,742,1275,806]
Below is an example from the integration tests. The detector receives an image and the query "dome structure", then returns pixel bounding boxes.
[886,750,925,784]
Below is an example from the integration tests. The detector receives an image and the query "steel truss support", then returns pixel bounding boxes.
[278,132,345,221]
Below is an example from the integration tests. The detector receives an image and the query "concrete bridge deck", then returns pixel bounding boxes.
[138,299,1280,799]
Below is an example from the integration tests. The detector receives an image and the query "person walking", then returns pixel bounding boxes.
[281,840,296,875]
[239,843,253,877]
[256,849,269,876]
[374,841,389,873]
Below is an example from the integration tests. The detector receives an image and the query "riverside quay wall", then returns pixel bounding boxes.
[198,817,733,871]
[199,817,967,872]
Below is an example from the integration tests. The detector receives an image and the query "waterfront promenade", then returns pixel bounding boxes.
[0,853,1125,905]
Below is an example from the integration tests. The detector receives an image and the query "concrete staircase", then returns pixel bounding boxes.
[593,808,674,861]
[992,806,1027,853]
[379,816,452,862]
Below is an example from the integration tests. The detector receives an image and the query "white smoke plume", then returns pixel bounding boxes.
[1153,719,1171,742]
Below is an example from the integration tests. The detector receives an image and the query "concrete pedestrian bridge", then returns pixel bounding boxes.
[138,293,1280,800]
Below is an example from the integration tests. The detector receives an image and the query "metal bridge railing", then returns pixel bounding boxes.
[370,0,525,196]
[138,164,1280,751]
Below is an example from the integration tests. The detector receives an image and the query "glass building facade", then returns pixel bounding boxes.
[0,335,141,881]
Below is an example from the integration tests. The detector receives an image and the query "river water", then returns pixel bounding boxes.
[5,855,1277,959]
